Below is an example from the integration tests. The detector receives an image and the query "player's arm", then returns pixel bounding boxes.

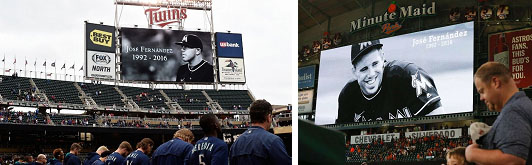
[211,143,229,165]
[465,144,525,165]
[269,137,292,165]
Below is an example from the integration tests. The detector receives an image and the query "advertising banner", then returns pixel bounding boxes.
[350,133,400,144]
[405,128,462,139]
[488,28,532,88]
[316,22,474,125]
[298,89,314,113]
[85,23,116,53]
[120,28,213,82]
[216,33,244,58]
[298,65,316,89]
[218,57,246,83]
[86,50,116,79]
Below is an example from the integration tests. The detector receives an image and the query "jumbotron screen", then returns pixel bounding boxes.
[120,28,213,82]
[315,22,474,125]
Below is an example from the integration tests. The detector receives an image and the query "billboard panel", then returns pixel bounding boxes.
[120,28,213,82]
[350,133,400,144]
[218,57,246,83]
[488,28,532,88]
[85,23,116,53]
[316,22,474,125]
[405,128,462,139]
[298,89,314,113]
[86,50,116,79]
[216,33,244,58]
[298,65,316,89]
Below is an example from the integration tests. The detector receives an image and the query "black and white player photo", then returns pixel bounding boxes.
[336,39,443,123]
[175,34,214,82]
[315,22,475,125]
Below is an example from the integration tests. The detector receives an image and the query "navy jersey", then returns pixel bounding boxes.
[230,126,291,165]
[337,60,442,123]
[84,152,100,165]
[64,153,81,165]
[105,152,126,165]
[91,160,104,165]
[176,60,214,82]
[125,150,150,165]
[47,158,62,165]
[186,136,229,165]
[151,138,193,165]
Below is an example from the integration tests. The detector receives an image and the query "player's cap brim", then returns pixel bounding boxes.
[351,44,383,64]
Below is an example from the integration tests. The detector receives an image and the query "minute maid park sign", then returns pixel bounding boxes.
[350,1,436,33]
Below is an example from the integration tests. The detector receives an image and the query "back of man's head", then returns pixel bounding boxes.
[96,146,109,154]
[475,62,512,84]
[53,148,64,160]
[70,143,82,153]
[200,114,219,135]
[136,138,154,152]
[118,141,133,155]
[174,128,195,143]
[249,99,273,124]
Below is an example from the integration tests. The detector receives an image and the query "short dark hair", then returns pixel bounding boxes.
[70,143,82,151]
[118,141,133,153]
[200,114,219,134]
[53,148,63,159]
[249,99,273,123]
[136,138,154,151]
[475,62,512,84]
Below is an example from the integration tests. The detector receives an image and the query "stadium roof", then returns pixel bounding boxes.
[298,0,366,33]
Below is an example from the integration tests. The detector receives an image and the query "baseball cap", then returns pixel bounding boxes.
[175,34,203,49]
[351,40,383,64]
[100,151,113,158]
[469,122,492,144]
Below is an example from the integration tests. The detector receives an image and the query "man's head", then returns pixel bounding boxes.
[175,34,203,63]
[351,40,385,96]
[249,99,273,129]
[446,147,466,165]
[96,146,109,155]
[70,143,82,155]
[200,114,222,136]
[173,128,195,143]
[23,155,33,163]
[474,62,516,111]
[136,138,154,155]
[53,148,64,161]
[36,154,47,164]
[117,141,133,157]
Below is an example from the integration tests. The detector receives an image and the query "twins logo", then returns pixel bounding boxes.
[225,59,238,72]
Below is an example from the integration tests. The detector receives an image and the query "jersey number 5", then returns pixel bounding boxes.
[199,154,206,165]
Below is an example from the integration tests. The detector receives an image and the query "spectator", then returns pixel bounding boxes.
[446,147,467,165]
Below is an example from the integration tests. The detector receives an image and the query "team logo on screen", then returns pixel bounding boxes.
[224,59,240,72]
[411,71,434,97]
[92,53,112,65]
[89,29,113,47]
[219,42,240,48]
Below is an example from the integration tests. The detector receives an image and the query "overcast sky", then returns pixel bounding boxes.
[0,0,293,105]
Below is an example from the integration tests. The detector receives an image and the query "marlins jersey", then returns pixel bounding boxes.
[230,126,292,165]
[176,60,214,82]
[337,60,442,123]
[151,138,193,165]
[186,136,229,165]
[105,152,125,165]
[125,150,150,165]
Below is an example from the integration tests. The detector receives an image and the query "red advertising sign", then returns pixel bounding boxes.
[489,28,532,88]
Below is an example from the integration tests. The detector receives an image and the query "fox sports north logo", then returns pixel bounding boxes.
[92,53,112,65]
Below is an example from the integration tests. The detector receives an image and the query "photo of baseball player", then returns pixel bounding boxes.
[336,39,443,123]
[315,22,474,125]
[175,34,214,82]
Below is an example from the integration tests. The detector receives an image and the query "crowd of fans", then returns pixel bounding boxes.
[0,109,46,124]
[346,133,472,163]
[299,32,343,63]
